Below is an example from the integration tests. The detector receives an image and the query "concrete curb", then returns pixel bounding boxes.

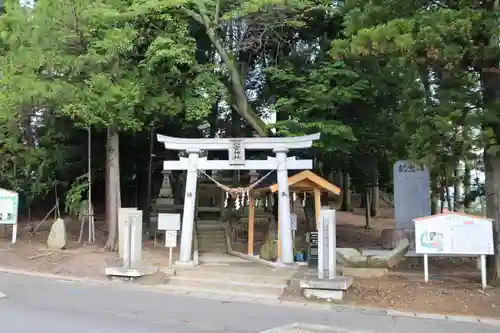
[0,266,499,327]
[382,309,500,327]
[0,267,109,285]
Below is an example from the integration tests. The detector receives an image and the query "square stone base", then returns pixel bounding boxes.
[303,289,346,301]
[300,276,352,301]
[174,260,196,268]
[105,266,158,280]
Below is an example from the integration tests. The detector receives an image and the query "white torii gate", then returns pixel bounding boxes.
[157,133,320,265]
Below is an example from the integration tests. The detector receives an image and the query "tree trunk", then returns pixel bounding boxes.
[364,188,372,230]
[340,171,351,211]
[187,5,267,136]
[463,160,471,209]
[485,153,500,285]
[370,164,379,217]
[430,172,439,214]
[453,168,461,211]
[445,184,452,212]
[360,193,366,208]
[439,184,445,213]
[104,127,120,251]
[479,15,500,283]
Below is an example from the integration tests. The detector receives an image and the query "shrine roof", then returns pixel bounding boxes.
[252,170,341,195]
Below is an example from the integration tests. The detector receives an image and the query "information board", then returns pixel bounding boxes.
[0,188,18,225]
[414,212,494,255]
[158,213,181,231]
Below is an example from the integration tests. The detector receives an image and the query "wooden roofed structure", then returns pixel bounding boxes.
[247,170,341,258]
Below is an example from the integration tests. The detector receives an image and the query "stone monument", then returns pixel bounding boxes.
[47,218,67,250]
[393,160,431,250]
[118,207,143,261]
[300,209,352,301]
[106,208,157,280]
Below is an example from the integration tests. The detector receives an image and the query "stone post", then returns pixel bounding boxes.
[274,148,293,264]
[178,148,200,264]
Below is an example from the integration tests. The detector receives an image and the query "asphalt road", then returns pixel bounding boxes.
[0,273,497,333]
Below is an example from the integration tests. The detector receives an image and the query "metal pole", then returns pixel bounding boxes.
[145,124,154,232]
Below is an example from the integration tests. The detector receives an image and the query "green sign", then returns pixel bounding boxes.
[0,188,19,225]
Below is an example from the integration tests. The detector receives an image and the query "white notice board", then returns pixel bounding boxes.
[165,230,177,248]
[158,213,181,231]
[414,212,494,255]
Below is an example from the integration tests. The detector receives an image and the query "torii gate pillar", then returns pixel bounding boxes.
[179,148,201,263]
[157,133,320,265]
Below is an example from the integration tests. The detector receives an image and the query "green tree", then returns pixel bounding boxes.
[333,0,500,282]
[0,0,221,250]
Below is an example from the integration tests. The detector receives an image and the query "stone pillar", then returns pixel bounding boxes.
[274,148,293,264]
[178,148,200,264]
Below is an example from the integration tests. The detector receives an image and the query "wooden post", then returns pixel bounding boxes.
[314,188,321,230]
[219,188,225,220]
[248,193,255,256]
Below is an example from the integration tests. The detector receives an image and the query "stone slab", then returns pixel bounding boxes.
[393,160,431,230]
[174,260,196,268]
[300,276,352,291]
[303,288,346,301]
[340,267,388,279]
[105,266,158,278]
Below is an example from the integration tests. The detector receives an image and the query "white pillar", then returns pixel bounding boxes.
[178,148,200,263]
[328,210,336,279]
[274,148,293,264]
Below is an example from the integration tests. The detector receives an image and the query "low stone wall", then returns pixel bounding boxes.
[380,228,415,250]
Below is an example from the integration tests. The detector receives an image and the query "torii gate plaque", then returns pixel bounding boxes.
[157,133,320,265]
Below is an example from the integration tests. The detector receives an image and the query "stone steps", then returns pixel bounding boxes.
[198,237,226,245]
[197,241,227,253]
[161,275,285,299]
[196,218,227,254]
[198,236,226,244]
[198,247,227,253]
[198,231,225,237]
